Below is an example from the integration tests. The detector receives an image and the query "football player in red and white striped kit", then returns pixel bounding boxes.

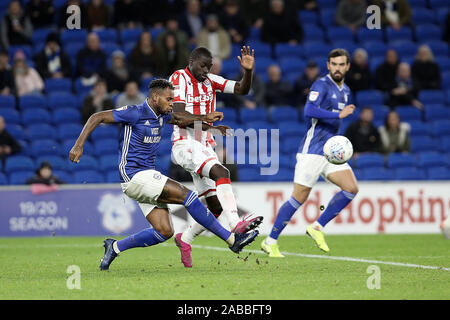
[169,46,263,267]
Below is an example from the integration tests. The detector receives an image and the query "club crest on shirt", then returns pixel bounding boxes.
[159,117,164,126]
[309,91,319,102]
[116,105,128,111]
[204,79,211,86]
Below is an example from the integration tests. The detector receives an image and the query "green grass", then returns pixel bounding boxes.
[0,234,449,300]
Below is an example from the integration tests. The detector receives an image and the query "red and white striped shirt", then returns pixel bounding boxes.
[169,67,236,147]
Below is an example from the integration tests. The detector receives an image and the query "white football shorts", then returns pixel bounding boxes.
[121,169,169,217]
[294,153,352,188]
[172,139,221,198]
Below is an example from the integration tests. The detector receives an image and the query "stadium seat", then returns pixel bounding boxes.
[415,25,442,42]
[26,123,57,140]
[67,155,99,172]
[4,155,35,172]
[361,41,387,59]
[417,152,447,168]
[387,153,417,169]
[73,170,104,184]
[408,121,432,137]
[389,41,418,59]
[432,120,450,136]
[326,27,354,42]
[36,155,67,171]
[279,58,306,75]
[355,90,384,106]
[424,105,450,122]
[0,172,7,185]
[105,170,120,183]
[395,106,423,121]
[60,29,88,46]
[8,45,32,61]
[419,90,445,105]
[52,108,81,124]
[424,41,449,57]
[62,139,94,156]
[31,139,61,156]
[435,57,450,72]
[356,28,384,43]
[270,106,299,123]
[303,25,325,42]
[99,154,118,171]
[45,78,72,94]
[408,0,428,8]
[8,171,34,185]
[18,94,47,110]
[239,108,268,122]
[220,108,237,123]
[0,95,15,109]
[330,41,357,55]
[354,153,385,169]
[429,0,449,9]
[120,28,143,44]
[91,124,119,140]
[411,9,436,25]
[299,10,318,25]
[255,57,277,74]
[32,28,52,46]
[281,137,301,154]
[363,168,394,180]
[94,28,118,43]
[94,139,118,156]
[318,9,335,27]
[51,170,72,183]
[56,123,82,141]
[386,27,413,42]
[442,72,450,90]
[410,136,439,152]
[250,42,272,58]
[274,43,303,60]
[0,109,21,124]
[394,167,426,180]
[64,42,84,60]
[426,166,450,180]
[303,42,330,57]
[74,77,95,95]
[5,124,25,140]
[278,121,306,138]
[47,92,78,110]
[22,108,51,124]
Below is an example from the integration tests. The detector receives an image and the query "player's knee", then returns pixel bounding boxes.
[158,224,174,239]
[210,164,230,181]
[344,185,359,195]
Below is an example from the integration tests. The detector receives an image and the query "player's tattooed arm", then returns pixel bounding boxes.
[234,46,254,95]
[69,110,115,163]
[169,110,224,127]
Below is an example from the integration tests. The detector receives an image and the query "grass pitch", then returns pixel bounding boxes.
[0,234,448,300]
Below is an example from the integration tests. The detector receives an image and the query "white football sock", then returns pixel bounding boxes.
[215,179,240,229]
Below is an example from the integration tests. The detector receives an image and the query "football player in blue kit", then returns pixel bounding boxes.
[69,79,259,270]
[261,49,358,256]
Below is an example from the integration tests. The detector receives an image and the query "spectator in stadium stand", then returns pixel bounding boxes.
[218,0,249,45]
[86,0,112,30]
[372,0,411,30]
[344,106,382,156]
[445,13,450,43]
[239,0,267,28]
[335,0,367,33]
[178,0,205,45]
[156,17,190,60]
[0,0,32,50]
[206,0,226,15]
[388,62,424,110]
[197,14,231,60]
[115,80,146,108]
[346,48,371,93]
[411,45,441,91]
[296,0,318,11]
[0,115,21,167]
[58,0,88,30]
[378,110,411,155]
[34,33,72,80]
[76,32,107,82]
[261,0,303,45]
[105,50,136,94]
[26,161,65,186]
[156,31,190,78]
[375,49,399,94]
[293,60,320,107]
[24,0,55,29]
[0,50,15,96]
[112,0,143,29]
[13,50,44,97]
[233,68,266,109]
[264,64,293,107]
[129,32,161,81]
[81,78,113,124]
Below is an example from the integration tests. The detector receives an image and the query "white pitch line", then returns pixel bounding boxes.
[186,244,450,272]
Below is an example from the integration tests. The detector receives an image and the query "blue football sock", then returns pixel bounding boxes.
[184,190,232,241]
[317,190,356,227]
[116,228,167,252]
[269,196,302,240]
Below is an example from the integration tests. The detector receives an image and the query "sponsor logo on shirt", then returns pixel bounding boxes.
[186,92,213,103]
[309,91,319,102]
[143,136,161,143]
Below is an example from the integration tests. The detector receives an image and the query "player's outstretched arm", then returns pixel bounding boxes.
[69,110,115,163]
[168,110,224,127]
[234,46,254,95]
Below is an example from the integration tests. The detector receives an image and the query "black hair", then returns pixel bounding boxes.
[328,48,350,64]
[148,78,174,94]
[190,47,212,61]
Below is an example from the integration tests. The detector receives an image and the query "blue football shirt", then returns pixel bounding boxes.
[112,99,172,182]
[298,75,352,155]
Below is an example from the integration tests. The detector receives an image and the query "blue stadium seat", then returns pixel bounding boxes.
[317,0,336,9]
[386,27,413,42]
[52,170,73,183]
[220,59,239,78]
[426,167,450,180]
[105,170,120,183]
[412,9,436,24]
[94,28,118,43]
[417,151,447,168]
[330,41,357,55]
[36,155,67,171]
[370,104,390,122]
[26,123,57,140]
[442,72,450,90]
[120,28,143,45]
[435,57,450,72]
[279,58,306,75]
[0,109,21,124]
[355,90,384,106]
[52,108,81,124]
[419,90,445,104]
[387,153,417,168]
[18,94,47,110]
[394,167,426,180]
[47,92,78,110]
[303,25,325,42]
[424,41,449,57]
[62,139,94,156]
[318,9,335,27]
[299,10,318,25]
[22,108,51,124]
[250,42,272,58]
[239,108,268,122]
[436,8,449,27]
[31,139,61,156]
[94,138,119,155]
[0,95,15,109]
[361,41,387,59]
[432,120,450,136]
[429,0,449,9]
[220,108,237,123]
[74,77,95,95]
[424,105,450,122]
[99,154,118,171]
[303,42,330,57]
[389,41,418,59]
[32,28,52,46]
[354,153,385,169]
[278,121,306,138]
[408,121,432,137]
[415,25,442,42]
[5,124,25,140]
[4,155,35,172]
[281,137,301,154]
[101,42,121,58]
[395,106,423,121]
[363,168,394,180]
[45,78,72,94]
[8,45,32,61]
[57,123,82,140]
[270,106,299,123]
[91,124,119,140]
[356,28,384,43]
[67,155,99,172]
[326,27,354,42]
[274,43,303,60]
[60,29,88,46]
[411,136,439,152]
[64,42,84,59]
[0,172,7,185]
[8,171,34,185]
[255,57,277,74]
[408,0,428,8]
[73,170,104,184]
